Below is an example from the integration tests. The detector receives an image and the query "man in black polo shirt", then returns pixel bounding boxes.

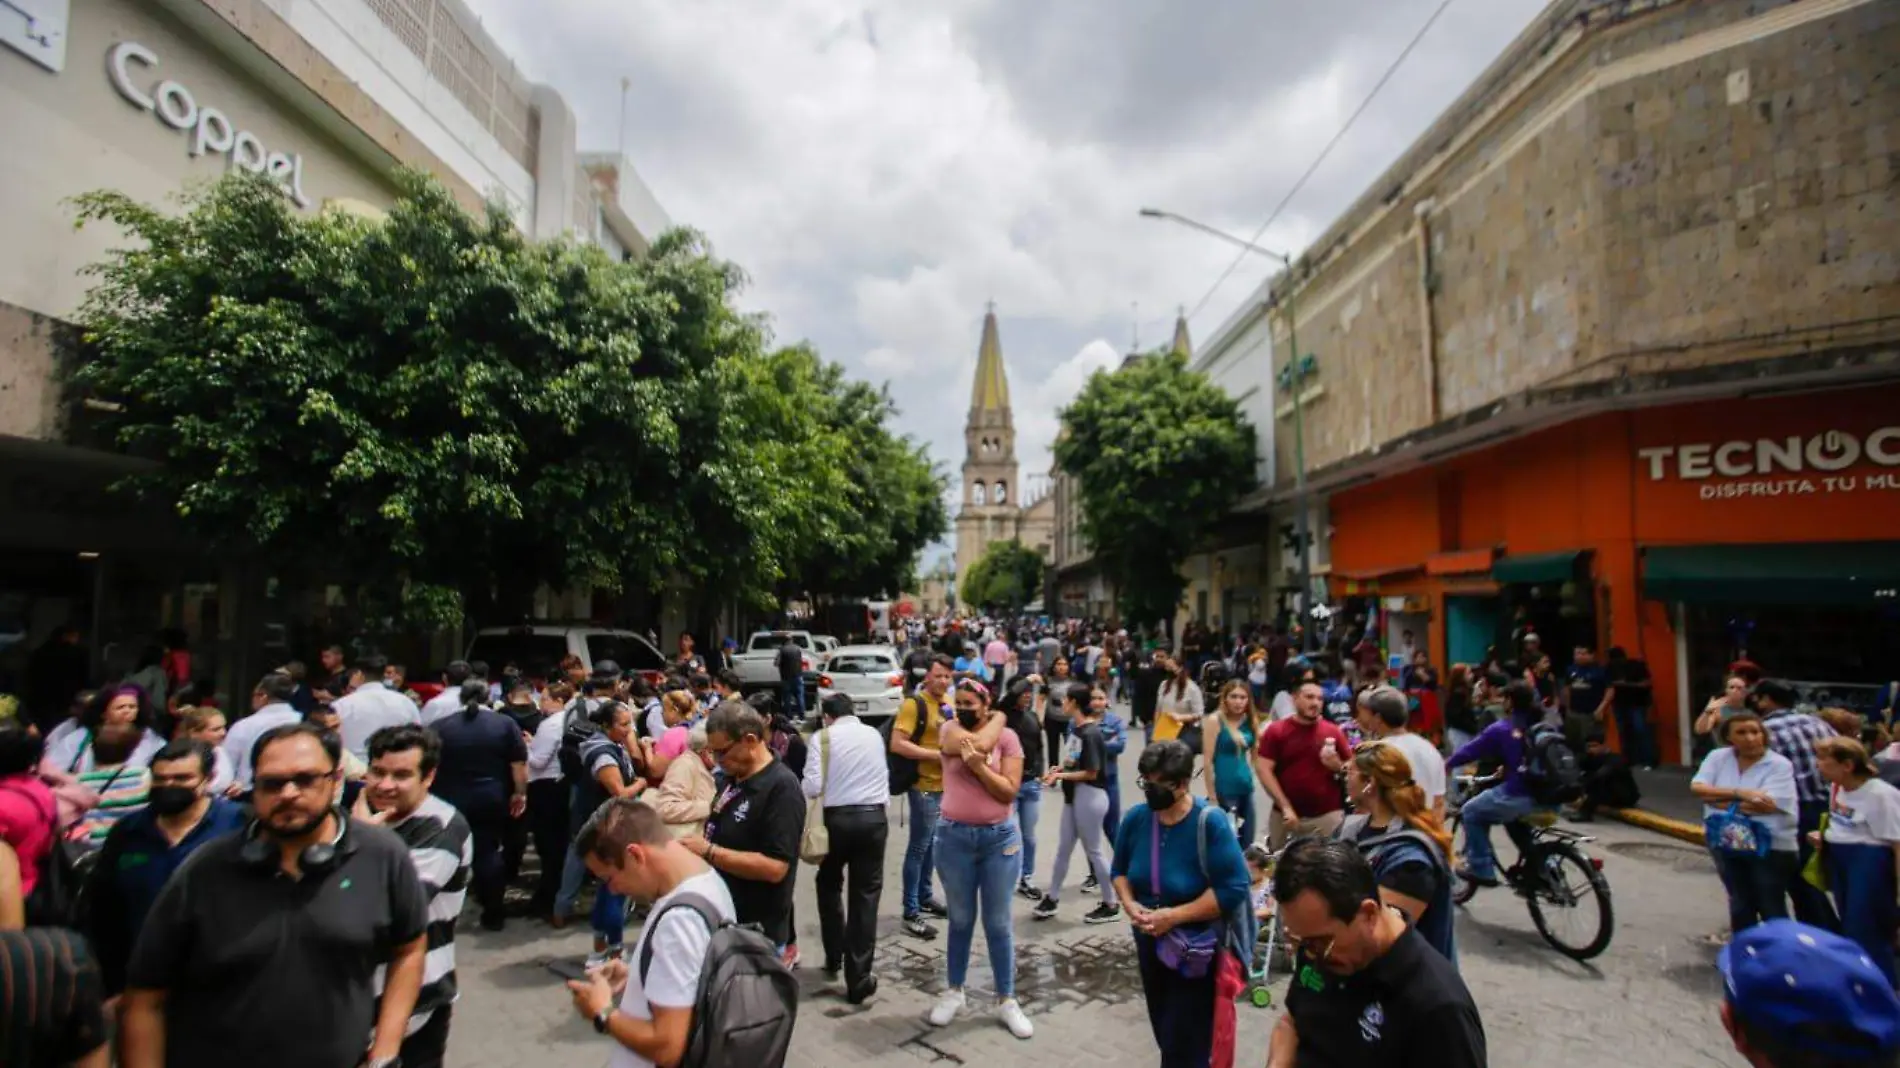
[118,722,429,1068]
[680,700,805,957]
[1269,837,1487,1068]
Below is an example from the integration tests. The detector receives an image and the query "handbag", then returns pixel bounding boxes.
[1704,801,1772,857]
[799,728,830,864]
[1800,787,1836,893]
[1151,806,1220,977]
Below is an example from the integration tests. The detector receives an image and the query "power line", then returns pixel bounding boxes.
[1186,0,1459,324]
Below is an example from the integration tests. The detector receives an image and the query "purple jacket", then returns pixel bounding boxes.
[1448,717,1533,799]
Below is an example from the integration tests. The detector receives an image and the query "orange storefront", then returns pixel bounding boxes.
[1327,383,1900,765]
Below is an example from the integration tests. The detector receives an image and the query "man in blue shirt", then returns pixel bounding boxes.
[84,738,246,993]
[1445,680,1543,887]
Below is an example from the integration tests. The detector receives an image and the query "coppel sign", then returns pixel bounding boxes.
[107,41,311,208]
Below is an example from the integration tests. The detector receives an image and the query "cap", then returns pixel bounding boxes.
[1719,920,1900,1059]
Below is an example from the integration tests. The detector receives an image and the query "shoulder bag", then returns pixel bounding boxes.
[1704,801,1772,857]
[1151,805,1221,977]
[800,730,830,864]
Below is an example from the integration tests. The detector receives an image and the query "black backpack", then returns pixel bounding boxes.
[638,893,798,1068]
[0,783,93,928]
[880,695,936,795]
[1523,722,1584,804]
[557,697,600,782]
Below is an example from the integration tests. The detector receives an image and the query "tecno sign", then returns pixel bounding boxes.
[1639,428,1900,500]
[107,41,311,208]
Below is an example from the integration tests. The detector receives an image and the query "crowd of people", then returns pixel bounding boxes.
[2,616,1898,1068]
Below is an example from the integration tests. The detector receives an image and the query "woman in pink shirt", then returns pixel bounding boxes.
[0,721,58,928]
[928,679,1034,1040]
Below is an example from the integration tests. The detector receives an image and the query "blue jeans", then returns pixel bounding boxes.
[781,678,805,720]
[1713,849,1796,934]
[1217,788,1256,848]
[1830,840,1899,985]
[935,818,1023,996]
[1614,705,1655,767]
[902,788,942,915]
[1013,779,1042,887]
[554,784,593,917]
[1459,787,1536,881]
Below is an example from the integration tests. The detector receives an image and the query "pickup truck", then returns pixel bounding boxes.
[733,631,821,699]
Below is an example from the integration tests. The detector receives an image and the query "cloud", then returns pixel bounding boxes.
[461,0,1549,552]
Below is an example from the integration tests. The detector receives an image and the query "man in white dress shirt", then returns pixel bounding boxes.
[333,654,422,760]
[419,661,475,726]
[223,671,304,793]
[802,692,890,1004]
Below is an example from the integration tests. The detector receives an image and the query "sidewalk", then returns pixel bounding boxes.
[1602,765,1704,844]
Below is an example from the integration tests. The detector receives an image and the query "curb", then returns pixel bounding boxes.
[1601,806,1704,845]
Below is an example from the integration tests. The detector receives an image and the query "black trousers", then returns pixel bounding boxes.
[400,1005,452,1068]
[451,798,508,925]
[528,778,569,913]
[815,804,888,990]
[1134,932,1215,1068]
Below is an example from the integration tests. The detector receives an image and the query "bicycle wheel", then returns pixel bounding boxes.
[1448,812,1478,906]
[1526,842,1614,960]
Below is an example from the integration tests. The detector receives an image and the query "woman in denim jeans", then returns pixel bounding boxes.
[1000,678,1047,900]
[927,679,1034,1040]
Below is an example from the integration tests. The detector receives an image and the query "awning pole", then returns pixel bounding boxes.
[1674,601,1692,768]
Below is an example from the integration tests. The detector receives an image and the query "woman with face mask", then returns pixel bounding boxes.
[1335,741,1457,964]
[1108,740,1251,1068]
[1033,685,1120,925]
[927,679,1033,1040]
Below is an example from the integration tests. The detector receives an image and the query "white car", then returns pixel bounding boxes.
[465,624,668,684]
[816,645,905,725]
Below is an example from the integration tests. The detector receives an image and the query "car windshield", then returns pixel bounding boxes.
[587,634,666,672]
[829,655,893,674]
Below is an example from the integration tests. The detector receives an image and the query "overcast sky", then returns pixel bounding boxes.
[463,0,1549,565]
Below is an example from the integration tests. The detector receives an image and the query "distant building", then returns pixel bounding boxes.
[953,306,1053,599]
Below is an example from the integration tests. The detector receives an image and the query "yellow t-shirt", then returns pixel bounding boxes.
[894,691,948,793]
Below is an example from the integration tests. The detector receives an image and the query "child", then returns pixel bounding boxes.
[1244,842,1276,923]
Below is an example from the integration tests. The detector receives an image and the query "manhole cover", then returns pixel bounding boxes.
[1606,840,1714,874]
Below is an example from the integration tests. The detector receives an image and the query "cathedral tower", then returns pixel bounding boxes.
[955,304,1021,584]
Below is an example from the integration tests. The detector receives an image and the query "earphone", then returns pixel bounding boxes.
[239,805,349,877]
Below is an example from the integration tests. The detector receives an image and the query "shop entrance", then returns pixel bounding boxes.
[1446,595,1501,668]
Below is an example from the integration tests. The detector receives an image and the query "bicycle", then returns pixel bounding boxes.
[1447,774,1615,961]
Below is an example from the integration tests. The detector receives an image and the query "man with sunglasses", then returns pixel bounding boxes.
[1268,837,1486,1068]
[118,722,429,1068]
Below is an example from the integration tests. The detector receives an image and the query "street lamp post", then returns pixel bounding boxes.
[1138,208,1317,650]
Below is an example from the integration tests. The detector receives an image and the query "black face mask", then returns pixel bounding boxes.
[148,785,201,816]
[1142,782,1177,810]
[956,708,983,730]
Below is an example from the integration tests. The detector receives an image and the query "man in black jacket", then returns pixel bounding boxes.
[776,636,806,720]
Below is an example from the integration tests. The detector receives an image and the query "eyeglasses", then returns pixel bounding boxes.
[254,770,339,796]
[1283,928,1339,963]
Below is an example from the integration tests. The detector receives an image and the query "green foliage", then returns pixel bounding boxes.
[72,170,942,625]
[960,539,1047,614]
[1053,351,1257,626]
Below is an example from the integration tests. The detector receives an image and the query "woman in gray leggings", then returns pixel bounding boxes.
[1033,683,1122,923]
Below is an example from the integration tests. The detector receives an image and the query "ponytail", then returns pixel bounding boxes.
[1354,742,1454,860]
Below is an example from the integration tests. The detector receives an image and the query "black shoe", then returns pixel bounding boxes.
[846,974,879,1005]
[1083,903,1121,925]
[1081,874,1098,892]
[1455,866,1500,889]
[1032,897,1058,921]
[903,914,938,940]
[1016,879,1044,901]
[480,914,506,932]
[919,899,948,918]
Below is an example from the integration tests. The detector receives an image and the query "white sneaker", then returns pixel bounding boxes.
[997,998,1034,1039]
[928,988,965,1027]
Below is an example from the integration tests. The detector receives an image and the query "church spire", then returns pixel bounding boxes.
[971,302,1010,413]
[1170,306,1193,358]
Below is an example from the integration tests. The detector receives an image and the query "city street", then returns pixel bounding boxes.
[444,744,1743,1068]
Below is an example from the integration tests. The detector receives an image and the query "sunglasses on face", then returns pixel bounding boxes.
[254,770,339,796]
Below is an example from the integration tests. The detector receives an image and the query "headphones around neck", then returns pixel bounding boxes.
[239,805,349,878]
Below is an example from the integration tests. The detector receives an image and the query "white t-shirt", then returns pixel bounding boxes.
[1269,691,1297,723]
[1825,778,1900,848]
[611,869,737,1068]
[1692,747,1799,852]
[1381,732,1448,812]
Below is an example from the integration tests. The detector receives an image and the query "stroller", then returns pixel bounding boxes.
[1241,841,1292,1008]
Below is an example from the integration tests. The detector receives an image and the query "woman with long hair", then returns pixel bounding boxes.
[1337,741,1458,962]
[1152,653,1204,746]
[1815,735,1900,984]
[429,678,529,931]
[1202,679,1262,845]
[44,686,164,775]
[999,678,1047,900]
[1040,655,1073,767]
[1034,684,1119,924]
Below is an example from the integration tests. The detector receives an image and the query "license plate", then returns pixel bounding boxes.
[854,700,868,713]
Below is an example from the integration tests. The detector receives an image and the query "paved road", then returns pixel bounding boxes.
[444,741,1744,1068]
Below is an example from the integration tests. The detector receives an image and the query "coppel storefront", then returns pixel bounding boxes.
[1326,382,1900,765]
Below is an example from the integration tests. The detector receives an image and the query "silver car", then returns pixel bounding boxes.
[815,645,905,725]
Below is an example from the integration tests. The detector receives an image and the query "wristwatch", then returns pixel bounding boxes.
[593,1006,614,1034]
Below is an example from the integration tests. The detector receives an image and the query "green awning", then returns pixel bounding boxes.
[1491,550,1586,585]
[1643,542,1900,605]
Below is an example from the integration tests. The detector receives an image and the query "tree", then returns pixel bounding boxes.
[71,170,941,627]
[960,539,1047,615]
[1053,351,1257,627]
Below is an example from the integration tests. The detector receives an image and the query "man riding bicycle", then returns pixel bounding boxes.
[1447,679,1557,887]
